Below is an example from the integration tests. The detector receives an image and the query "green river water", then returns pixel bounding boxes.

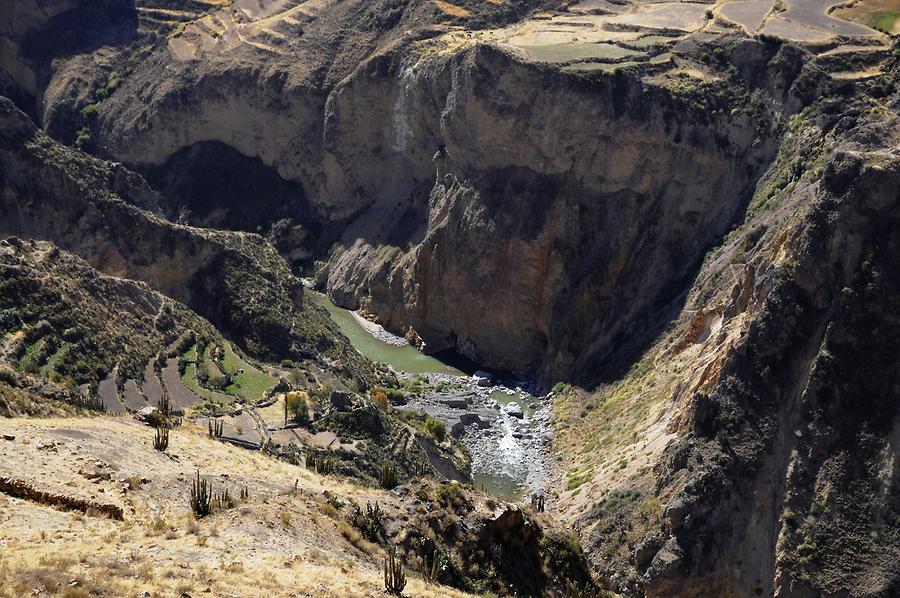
[307,291,462,376]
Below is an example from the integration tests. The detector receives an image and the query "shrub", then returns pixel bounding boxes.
[339,521,380,556]
[80,103,99,119]
[371,389,389,412]
[74,127,92,150]
[425,417,446,442]
[783,510,798,527]
[435,482,466,511]
[284,391,308,424]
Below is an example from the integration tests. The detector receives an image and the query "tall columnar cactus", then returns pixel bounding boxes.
[384,545,407,595]
[208,418,223,438]
[306,449,334,475]
[158,393,170,418]
[423,547,442,586]
[213,487,233,510]
[380,461,398,490]
[153,426,169,452]
[414,458,430,477]
[190,471,211,518]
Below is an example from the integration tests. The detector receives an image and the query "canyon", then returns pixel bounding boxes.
[2,0,900,596]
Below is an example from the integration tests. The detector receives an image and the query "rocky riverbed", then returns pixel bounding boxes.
[395,371,553,500]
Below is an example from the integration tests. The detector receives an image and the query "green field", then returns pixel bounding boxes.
[178,341,277,406]
[180,343,235,408]
[182,360,234,406]
[871,11,900,34]
[627,35,677,48]
[220,342,277,402]
[563,60,639,73]
[520,42,640,64]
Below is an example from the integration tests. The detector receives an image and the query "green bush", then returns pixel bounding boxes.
[80,103,99,119]
[424,417,446,442]
[285,392,308,423]
[74,127,92,150]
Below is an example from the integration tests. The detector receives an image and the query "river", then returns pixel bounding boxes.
[306,289,550,501]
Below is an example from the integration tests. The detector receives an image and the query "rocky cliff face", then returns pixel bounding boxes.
[550,64,900,596]
[318,40,797,385]
[0,0,841,389]
[41,17,806,386]
[646,122,900,598]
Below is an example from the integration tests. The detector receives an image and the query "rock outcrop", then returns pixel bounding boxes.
[0,0,881,390]
[643,119,900,598]
[552,57,900,597]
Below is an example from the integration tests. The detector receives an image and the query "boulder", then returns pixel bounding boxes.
[135,406,156,422]
[473,370,492,387]
[441,397,469,409]
[504,402,524,418]
[459,413,491,429]
[330,390,353,411]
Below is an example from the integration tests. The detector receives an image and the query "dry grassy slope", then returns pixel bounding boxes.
[0,416,478,598]
[0,413,598,598]
[549,56,900,597]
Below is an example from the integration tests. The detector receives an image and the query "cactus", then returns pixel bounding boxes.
[305,449,334,475]
[240,486,250,501]
[316,455,334,475]
[153,426,169,452]
[531,493,545,513]
[423,547,443,586]
[380,461,398,489]
[213,488,233,510]
[350,502,384,542]
[190,471,211,518]
[158,393,170,418]
[208,418,223,438]
[384,545,407,595]
[413,459,430,477]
